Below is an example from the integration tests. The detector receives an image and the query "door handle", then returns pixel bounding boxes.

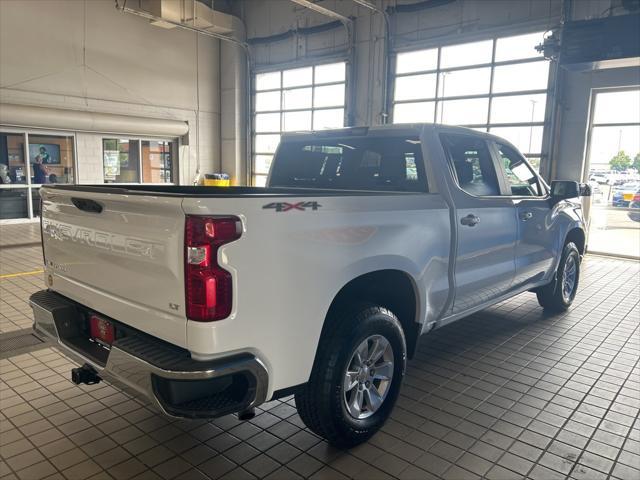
[71,197,103,214]
[520,211,533,221]
[460,214,480,227]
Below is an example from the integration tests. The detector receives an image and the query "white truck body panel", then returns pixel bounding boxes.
[41,189,188,347]
[183,194,450,395]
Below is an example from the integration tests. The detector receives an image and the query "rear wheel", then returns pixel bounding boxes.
[295,304,406,448]
[536,241,580,312]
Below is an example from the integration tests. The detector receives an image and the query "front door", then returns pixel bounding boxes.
[492,142,554,287]
[440,133,517,315]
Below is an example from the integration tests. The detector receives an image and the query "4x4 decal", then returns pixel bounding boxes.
[263,201,322,212]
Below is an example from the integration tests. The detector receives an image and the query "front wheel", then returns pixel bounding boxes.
[295,304,406,448]
[536,242,581,312]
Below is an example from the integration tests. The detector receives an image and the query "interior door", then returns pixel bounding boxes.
[492,142,555,287]
[440,134,517,315]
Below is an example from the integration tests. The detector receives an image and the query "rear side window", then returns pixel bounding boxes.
[269,136,427,192]
[440,134,500,196]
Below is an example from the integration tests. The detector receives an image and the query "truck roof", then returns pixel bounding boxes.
[279,124,524,157]
[280,123,501,141]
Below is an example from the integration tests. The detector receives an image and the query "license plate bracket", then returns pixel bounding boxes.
[89,314,115,347]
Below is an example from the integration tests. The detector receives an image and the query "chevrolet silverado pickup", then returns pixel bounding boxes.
[31,124,587,447]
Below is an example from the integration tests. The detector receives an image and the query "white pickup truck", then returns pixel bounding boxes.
[31,124,587,447]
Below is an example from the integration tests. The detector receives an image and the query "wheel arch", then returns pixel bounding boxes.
[318,270,422,361]
[565,227,586,256]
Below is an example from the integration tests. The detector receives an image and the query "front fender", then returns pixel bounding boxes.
[548,199,586,273]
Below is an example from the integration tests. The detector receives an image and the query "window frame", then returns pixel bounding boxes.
[584,86,640,182]
[490,140,549,198]
[101,136,178,185]
[0,127,78,220]
[391,30,551,162]
[251,60,349,186]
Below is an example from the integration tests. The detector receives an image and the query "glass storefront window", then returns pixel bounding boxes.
[103,139,140,183]
[1,130,178,222]
[28,135,74,185]
[142,140,174,183]
[1,133,27,185]
[0,187,29,220]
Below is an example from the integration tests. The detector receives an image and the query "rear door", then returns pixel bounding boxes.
[440,133,517,315]
[40,187,188,347]
[491,142,555,286]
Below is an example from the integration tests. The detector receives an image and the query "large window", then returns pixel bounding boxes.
[103,139,140,183]
[0,132,29,219]
[586,88,640,258]
[29,135,75,185]
[252,62,347,186]
[103,138,176,184]
[1,131,75,220]
[393,32,549,168]
[142,141,174,183]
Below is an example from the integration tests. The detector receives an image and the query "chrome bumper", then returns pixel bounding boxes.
[30,290,268,419]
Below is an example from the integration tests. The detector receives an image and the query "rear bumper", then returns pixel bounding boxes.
[30,290,268,419]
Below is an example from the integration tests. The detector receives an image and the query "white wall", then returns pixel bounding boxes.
[0,0,221,185]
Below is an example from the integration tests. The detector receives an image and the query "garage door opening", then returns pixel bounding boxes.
[586,88,640,258]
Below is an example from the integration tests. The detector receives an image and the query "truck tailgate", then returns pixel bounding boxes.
[40,187,188,347]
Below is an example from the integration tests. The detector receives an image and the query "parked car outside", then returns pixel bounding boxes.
[589,173,610,185]
[612,182,640,207]
[628,191,640,223]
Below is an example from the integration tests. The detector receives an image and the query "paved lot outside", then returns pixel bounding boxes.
[1,222,639,480]
[589,185,640,258]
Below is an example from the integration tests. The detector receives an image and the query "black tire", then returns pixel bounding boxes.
[536,241,581,312]
[295,304,406,448]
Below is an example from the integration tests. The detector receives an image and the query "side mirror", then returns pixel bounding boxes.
[579,183,592,197]
[550,180,580,202]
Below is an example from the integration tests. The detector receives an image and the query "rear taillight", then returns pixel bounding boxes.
[185,215,242,321]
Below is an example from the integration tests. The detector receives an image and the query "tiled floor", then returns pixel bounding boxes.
[1,223,639,480]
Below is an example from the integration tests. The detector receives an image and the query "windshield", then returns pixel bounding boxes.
[269,136,427,192]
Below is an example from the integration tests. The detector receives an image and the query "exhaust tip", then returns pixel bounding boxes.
[71,364,101,386]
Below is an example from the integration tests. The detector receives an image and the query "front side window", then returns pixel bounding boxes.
[269,136,427,192]
[497,143,544,196]
[441,134,500,196]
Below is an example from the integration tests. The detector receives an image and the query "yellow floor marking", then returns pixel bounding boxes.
[0,270,44,280]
